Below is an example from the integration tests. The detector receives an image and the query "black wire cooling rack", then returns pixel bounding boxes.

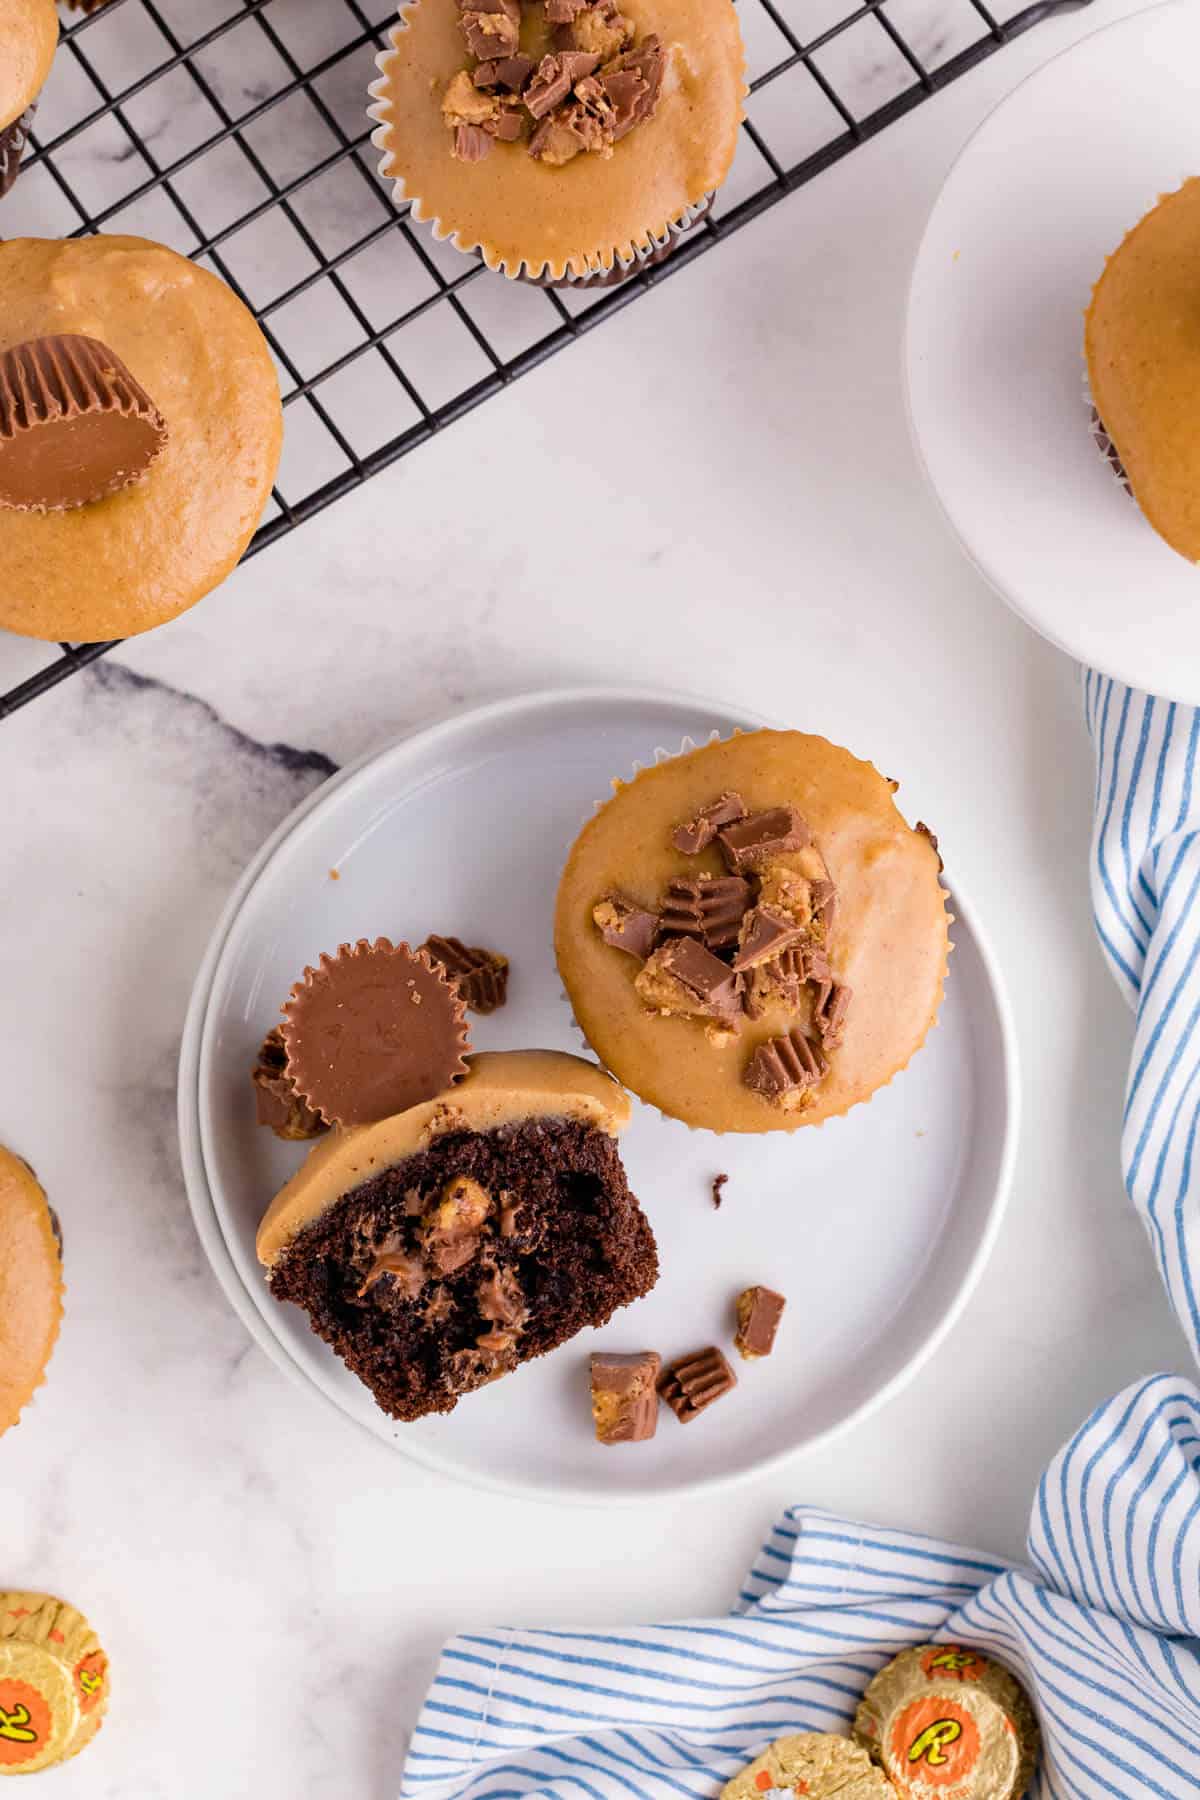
[1,0,1092,720]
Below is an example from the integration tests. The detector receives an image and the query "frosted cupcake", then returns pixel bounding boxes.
[1086,177,1200,563]
[555,731,950,1133]
[369,0,745,284]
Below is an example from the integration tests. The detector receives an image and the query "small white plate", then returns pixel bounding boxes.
[906,0,1200,703]
[179,688,1016,1502]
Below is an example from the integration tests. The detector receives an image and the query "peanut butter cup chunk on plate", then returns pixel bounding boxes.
[555,730,950,1132]
[257,1050,658,1422]
[368,0,746,283]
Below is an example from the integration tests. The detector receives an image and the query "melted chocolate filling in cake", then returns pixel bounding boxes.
[268,1117,658,1420]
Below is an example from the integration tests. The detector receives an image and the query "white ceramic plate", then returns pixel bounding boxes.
[179,688,1016,1502]
[906,0,1200,703]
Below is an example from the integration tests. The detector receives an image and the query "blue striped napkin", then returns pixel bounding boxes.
[1087,673,1200,1359]
[401,1376,1200,1798]
[399,671,1200,1800]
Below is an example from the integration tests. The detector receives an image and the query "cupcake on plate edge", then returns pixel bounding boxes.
[1085,176,1200,565]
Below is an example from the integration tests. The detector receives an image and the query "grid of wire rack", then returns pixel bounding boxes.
[0,0,1092,720]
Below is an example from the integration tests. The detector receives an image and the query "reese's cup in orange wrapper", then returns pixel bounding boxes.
[722,1730,894,1798]
[853,1644,1039,1800]
[0,1593,109,1774]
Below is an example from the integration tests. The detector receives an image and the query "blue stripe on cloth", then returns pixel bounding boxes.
[1089,677,1200,1356]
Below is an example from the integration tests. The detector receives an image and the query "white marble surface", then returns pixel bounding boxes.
[0,0,1184,1794]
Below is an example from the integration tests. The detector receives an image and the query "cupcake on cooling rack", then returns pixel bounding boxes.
[0,235,282,642]
[368,0,746,285]
[555,730,950,1133]
[1,0,58,198]
[1086,177,1200,565]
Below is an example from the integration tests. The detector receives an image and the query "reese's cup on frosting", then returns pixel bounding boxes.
[854,1644,1039,1800]
[0,1592,109,1774]
[0,1147,63,1439]
[722,1731,894,1799]
[0,334,168,513]
[281,939,471,1127]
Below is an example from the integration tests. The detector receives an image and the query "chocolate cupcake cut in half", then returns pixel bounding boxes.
[368,0,745,283]
[555,730,950,1133]
[257,1050,658,1421]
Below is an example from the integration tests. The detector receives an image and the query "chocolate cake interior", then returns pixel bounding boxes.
[269,1117,658,1421]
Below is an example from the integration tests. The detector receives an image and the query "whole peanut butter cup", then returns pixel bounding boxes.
[0,334,168,513]
[281,939,471,1127]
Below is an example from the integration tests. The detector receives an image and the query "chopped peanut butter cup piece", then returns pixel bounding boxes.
[718,806,812,873]
[420,934,509,1014]
[671,791,747,855]
[635,936,743,1025]
[457,0,521,60]
[472,53,534,90]
[593,893,659,960]
[252,1026,329,1141]
[524,50,601,119]
[813,981,852,1048]
[744,1029,826,1104]
[566,0,632,61]
[732,904,805,972]
[658,1346,736,1422]
[281,938,470,1127]
[590,1350,661,1444]
[734,1286,786,1360]
[0,333,168,512]
[660,874,752,950]
[744,946,807,1020]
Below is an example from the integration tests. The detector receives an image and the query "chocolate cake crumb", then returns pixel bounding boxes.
[711,1173,728,1209]
[268,1119,658,1421]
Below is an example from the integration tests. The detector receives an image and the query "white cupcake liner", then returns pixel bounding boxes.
[366,10,715,286]
[558,729,954,1135]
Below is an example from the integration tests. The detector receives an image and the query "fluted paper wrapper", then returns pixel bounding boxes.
[367,9,714,286]
[0,1592,109,1773]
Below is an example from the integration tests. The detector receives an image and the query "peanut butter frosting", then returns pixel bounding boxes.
[257,1049,630,1266]
[0,1146,63,1436]
[555,731,950,1133]
[1,0,57,134]
[369,0,745,280]
[0,236,282,641]
[1086,178,1200,564]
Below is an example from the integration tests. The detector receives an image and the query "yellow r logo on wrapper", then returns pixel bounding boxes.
[921,1648,981,1680]
[889,1697,980,1789]
[908,1720,962,1766]
[0,1679,50,1768]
